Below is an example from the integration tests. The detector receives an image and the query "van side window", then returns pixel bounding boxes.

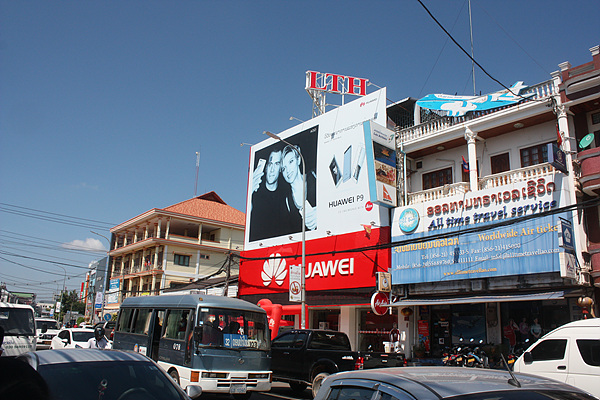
[576,339,600,366]
[164,309,191,340]
[132,309,152,335]
[530,339,567,361]
[116,308,134,333]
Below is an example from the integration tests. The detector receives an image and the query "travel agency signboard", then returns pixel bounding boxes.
[240,88,394,296]
[390,175,572,284]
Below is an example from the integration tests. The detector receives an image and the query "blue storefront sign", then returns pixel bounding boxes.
[391,174,569,285]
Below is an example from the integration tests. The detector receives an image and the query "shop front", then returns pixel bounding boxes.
[389,171,592,361]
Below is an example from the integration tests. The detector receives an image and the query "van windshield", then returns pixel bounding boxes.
[198,308,269,351]
[0,307,35,336]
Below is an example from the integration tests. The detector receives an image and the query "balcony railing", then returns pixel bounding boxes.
[478,163,556,190]
[398,80,557,144]
[407,182,470,204]
[407,163,557,204]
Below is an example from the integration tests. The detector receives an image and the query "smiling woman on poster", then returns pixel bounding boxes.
[281,144,317,231]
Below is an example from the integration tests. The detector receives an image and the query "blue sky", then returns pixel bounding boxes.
[1,0,598,302]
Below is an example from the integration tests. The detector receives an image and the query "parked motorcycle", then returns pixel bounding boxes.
[465,339,488,368]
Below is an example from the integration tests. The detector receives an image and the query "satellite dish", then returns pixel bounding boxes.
[579,133,595,149]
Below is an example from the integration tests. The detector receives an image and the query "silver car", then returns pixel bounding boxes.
[314,367,598,400]
[18,349,202,399]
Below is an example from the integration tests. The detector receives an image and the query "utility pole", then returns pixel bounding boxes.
[224,253,232,297]
[90,231,111,323]
[194,151,200,197]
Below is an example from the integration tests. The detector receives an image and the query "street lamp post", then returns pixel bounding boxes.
[91,230,111,323]
[53,264,67,323]
[264,131,307,329]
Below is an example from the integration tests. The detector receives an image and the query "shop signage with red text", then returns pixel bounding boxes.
[306,70,369,96]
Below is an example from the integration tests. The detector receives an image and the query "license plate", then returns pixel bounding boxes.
[230,384,247,394]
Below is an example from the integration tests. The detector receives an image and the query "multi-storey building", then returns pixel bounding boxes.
[239,45,599,361]
[389,45,599,358]
[104,191,245,316]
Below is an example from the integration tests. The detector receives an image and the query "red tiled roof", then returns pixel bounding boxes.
[162,191,245,226]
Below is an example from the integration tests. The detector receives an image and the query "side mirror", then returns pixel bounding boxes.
[187,385,202,399]
[193,326,203,343]
[523,352,533,364]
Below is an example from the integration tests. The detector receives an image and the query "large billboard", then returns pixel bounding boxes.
[241,89,391,295]
[390,175,571,284]
[245,88,389,250]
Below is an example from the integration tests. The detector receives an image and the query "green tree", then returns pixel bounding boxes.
[58,290,85,321]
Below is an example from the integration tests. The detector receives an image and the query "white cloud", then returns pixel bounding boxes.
[62,238,106,252]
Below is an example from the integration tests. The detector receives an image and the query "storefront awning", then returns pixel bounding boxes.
[390,290,567,307]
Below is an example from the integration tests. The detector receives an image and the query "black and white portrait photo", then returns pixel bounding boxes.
[249,126,318,242]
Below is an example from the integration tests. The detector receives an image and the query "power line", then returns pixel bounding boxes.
[0,207,112,230]
[0,203,115,226]
[0,251,92,270]
[416,0,545,101]
[477,3,550,75]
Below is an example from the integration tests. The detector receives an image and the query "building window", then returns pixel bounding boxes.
[199,254,210,260]
[423,167,452,190]
[491,153,510,175]
[174,254,190,267]
[520,143,550,167]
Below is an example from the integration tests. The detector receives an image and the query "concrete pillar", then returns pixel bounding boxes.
[340,306,357,351]
[555,101,588,274]
[464,127,478,191]
[153,246,158,269]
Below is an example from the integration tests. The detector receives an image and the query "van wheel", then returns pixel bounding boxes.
[169,369,180,385]
[289,381,308,392]
[311,372,329,398]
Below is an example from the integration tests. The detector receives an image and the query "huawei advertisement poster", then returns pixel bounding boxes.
[241,88,392,296]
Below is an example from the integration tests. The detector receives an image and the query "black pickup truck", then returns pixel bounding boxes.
[270,329,405,398]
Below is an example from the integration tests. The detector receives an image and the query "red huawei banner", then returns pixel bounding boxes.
[239,227,390,296]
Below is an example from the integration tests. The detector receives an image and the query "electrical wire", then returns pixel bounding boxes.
[416,0,547,101]
[0,203,116,229]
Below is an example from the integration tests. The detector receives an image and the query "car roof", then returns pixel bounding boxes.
[19,349,151,369]
[322,367,585,399]
[60,327,94,332]
[550,318,600,329]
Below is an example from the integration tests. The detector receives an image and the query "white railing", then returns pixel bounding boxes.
[398,80,557,144]
[407,163,556,204]
[407,182,470,204]
[478,163,556,190]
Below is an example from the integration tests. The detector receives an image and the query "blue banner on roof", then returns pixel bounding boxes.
[417,82,534,117]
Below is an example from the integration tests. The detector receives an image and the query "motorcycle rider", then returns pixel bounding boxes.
[86,326,111,349]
